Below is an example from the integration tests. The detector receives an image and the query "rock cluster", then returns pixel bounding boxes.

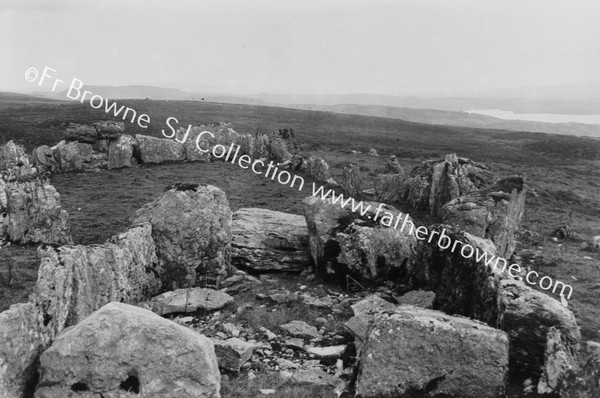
[399,153,494,216]
[442,176,526,258]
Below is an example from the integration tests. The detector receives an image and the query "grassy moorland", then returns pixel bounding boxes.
[1,98,600,345]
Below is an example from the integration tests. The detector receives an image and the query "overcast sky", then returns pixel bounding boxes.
[1,0,599,95]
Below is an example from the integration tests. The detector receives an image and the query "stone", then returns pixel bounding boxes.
[356,306,509,398]
[368,148,378,156]
[285,338,304,350]
[374,173,405,203]
[409,225,504,325]
[32,223,160,339]
[306,156,331,183]
[34,302,220,398]
[135,134,185,164]
[141,287,234,315]
[107,134,136,169]
[231,208,310,272]
[330,222,416,284]
[213,337,255,372]
[93,120,124,140]
[1,141,36,178]
[340,164,361,199]
[384,155,404,174]
[92,139,109,153]
[54,141,93,172]
[252,134,270,160]
[0,303,49,398]
[31,145,59,174]
[302,196,351,268]
[63,123,98,143]
[130,183,232,290]
[497,279,581,379]
[537,327,578,395]
[1,176,72,244]
[306,345,346,359]
[395,290,436,309]
[351,295,396,316]
[442,175,526,258]
[561,341,600,398]
[280,321,320,339]
[177,127,212,162]
[399,153,494,216]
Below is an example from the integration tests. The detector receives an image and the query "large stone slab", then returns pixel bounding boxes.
[135,134,185,164]
[356,306,509,398]
[34,302,220,398]
[54,141,94,172]
[232,208,310,272]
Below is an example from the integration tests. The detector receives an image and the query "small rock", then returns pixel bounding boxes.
[306,345,347,359]
[285,338,305,350]
[351,294,396,316]
[280,321,320,339]
[260,389,276,395]
[213,337,255,372]
[141,287,234,315]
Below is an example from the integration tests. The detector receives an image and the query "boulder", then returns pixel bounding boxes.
[368,148,378,156]
[107,134,136,169]
[325,221,416,284]
[231,208,310,272]
[92,139,110,153]
[302,196,351,269]
[537,327,578,395]
[306,156,331,183]
[374,173,405,203]
[141,287,234,315]
[399,153,494,216]
[383,155,404,174]
[2,176,72,244]
[351,294,396,317]
[340,164,361,199]
[135,134,185,164]
[63,123,98,143]
[442,175,526,258]
[1,141,36,178]
[177,127,212,162]
[356,306,509,398]
[409,225,503,325]
[345,295,397,348]
[54,141,93,172]
[497,279,580,379]
[32,145,59,174]
[252,134,270,160]
[236,134,255,157]
[0,303,49,398]
[130,183,232,289]
[213,338,255,372]
[34,302,220,398]
[561,341,600,398]
[32,223,160,339]
[92,120,124,140]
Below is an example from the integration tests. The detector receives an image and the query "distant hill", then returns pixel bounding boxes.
[288,103,600,138]
[18,83,600,138]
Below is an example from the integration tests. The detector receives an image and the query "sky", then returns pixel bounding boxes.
[1,0,600,95]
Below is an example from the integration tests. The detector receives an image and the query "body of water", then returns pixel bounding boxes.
[466,109,600,125]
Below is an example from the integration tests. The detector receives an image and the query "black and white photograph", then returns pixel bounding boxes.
[1,1,599,397]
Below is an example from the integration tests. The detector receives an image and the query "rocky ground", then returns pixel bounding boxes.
[1,101,600,398]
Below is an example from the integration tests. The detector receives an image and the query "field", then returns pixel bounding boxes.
[1,97,600,346]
